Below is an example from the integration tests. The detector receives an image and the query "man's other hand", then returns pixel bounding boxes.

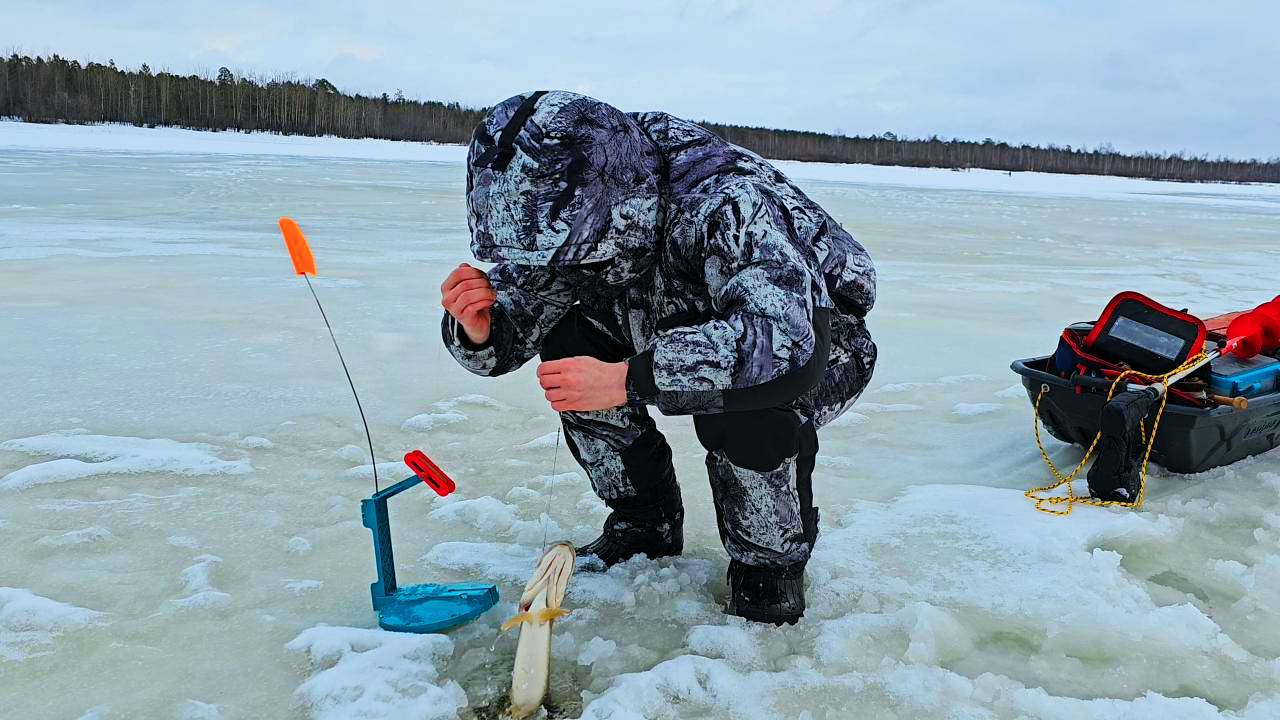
[441,263,495,345]
[537,357,629,412]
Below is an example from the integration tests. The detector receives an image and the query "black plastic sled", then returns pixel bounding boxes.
[1012,356,1280,474]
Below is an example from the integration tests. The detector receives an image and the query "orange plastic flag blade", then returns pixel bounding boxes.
[278,217,317,276]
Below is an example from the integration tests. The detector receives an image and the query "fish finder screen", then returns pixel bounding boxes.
[1109,317,1185,360]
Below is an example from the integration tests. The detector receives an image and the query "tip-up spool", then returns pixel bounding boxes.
[405,449,457,497]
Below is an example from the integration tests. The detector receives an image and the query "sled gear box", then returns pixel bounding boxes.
[1210,354,1280,399]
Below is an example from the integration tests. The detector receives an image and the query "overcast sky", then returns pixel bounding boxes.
[8,1,1278,159]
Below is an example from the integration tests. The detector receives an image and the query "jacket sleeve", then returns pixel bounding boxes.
[625,187,831,415]
[442,263,575,377]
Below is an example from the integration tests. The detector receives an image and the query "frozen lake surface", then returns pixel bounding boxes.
[2,122,1279,719]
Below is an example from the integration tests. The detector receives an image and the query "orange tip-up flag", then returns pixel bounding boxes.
[278,217,317,276]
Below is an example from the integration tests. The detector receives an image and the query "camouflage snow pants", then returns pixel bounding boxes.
[541,308,875,568]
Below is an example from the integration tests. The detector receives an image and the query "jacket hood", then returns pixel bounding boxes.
[466,91,663,270]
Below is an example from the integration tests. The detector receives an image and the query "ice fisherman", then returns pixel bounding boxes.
[440,91,876,625]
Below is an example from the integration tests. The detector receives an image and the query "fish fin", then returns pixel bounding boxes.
[536,607,571,623]
[500,611,534,632]
[501,607,570,631]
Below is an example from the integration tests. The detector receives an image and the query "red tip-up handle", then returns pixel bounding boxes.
[404,450,456,497]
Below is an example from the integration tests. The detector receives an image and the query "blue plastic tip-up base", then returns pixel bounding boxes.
[374,581,500,633]
[362,475,499,634]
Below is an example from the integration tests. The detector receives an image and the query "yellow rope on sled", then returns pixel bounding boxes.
[500,607,571,632]
[1025,352,1208,516]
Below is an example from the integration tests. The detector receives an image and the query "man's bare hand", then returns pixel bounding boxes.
[441,263,495,345]
[537,357,629,412]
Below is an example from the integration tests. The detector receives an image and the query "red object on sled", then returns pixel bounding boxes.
[1081,291,1207,374]
[404,450,457,497]
[1225,296,1280,360]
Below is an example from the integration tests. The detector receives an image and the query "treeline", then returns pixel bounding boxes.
[704,123,1280,184]
[2,53,1276,184]
[0,53,484,143]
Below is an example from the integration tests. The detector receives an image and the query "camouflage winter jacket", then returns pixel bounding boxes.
[444,91,875,417]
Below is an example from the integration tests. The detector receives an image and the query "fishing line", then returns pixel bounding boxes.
[541,427,562,554]
[303,273,380,494]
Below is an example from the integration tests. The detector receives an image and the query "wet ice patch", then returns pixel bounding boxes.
[534,471,580,488]
[939,374,989,384]
[0,434,251,490]
[817,455,857,469]
[826,411,869,427]
[401,410,467,433]
[334,445,367,463]
[423,542,540,585]
[996,384,1027,399]
[952,402,1003,417]
[174,699,222,720]
[518,431,560,450]
[859,403,923,414]
[877,381,939,394]
[875,375,986,397]
[171,555,231,610]
[402,396,514,433]
[343,462,405,482]
[287,625,466,720]
[283,580,324,596]
[36,526,113,548]
[0,587,105,661]
[505,486,541,503]
[435,394,510,411]
[167,535,200,549]
[429,497,562,545]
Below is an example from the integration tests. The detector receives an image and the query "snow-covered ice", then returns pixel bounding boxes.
[2,120,1278,718]
[952,402,1004,416]
[174,700,223,720]
[36,526,114,548]
[287,626,467,720]
[171,555,232,610]
[283,579,325,596]
[0,587,105,662]
[402,409,468,432]
[0,434,252,490]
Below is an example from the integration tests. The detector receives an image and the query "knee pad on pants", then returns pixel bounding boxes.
[694,408,804,473]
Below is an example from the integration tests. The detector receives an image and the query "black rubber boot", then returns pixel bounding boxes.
[578,494,684,570]
[726,560,806,625]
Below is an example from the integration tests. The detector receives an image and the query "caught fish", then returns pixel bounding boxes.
[503,542,575,719]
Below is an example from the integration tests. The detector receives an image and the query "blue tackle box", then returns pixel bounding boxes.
[1210,354,1280,398]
